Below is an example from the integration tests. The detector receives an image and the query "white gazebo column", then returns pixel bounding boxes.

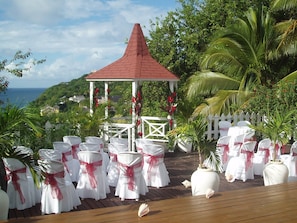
[131,81,138,151]
[104,82,109,119]
[89,81,94,115]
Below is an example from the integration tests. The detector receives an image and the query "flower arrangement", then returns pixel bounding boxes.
[165,91,177,129]
[131,86,143,136]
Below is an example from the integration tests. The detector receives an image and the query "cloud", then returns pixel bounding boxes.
[0,0,174,88]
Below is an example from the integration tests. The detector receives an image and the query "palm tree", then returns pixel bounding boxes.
[187,5,297,115]
[0,105,42,191]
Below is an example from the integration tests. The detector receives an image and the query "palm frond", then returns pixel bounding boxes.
[186,71,240,97]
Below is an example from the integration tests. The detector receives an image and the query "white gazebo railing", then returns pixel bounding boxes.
[102,116,170,150]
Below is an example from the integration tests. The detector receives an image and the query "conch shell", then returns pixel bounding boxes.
[138,203,150,217]
[205,188,215,199]
[181,180,191,188]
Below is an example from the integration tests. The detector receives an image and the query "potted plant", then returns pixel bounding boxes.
[250,109,295,186]
[167,114,222,196]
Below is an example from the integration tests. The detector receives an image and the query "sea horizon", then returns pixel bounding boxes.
[0,87,47,107]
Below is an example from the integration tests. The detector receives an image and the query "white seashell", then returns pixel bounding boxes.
[138,203,150,217]
[205,188,215,199]
[181,180,191,188]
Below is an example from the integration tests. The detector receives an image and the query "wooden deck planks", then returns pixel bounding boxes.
[3,182,297,223]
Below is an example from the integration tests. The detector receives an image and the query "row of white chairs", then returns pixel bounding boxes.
[219,120,251,137]
[217,135,297,182]
[3,136,170,214]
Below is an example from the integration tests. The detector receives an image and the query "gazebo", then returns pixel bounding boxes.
[85,23,179,150]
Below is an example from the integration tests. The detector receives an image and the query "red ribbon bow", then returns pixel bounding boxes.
[241,150,254,171]
[80,160,102,188]
[259,147,270,164]
[44,171,65,200]
[71,144,80,159]
[119,162,142,191]
[145,154,164,180]
[217,143,229,163]
[6,167,27,204]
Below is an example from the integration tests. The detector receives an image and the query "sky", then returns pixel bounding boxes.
[0,0,178,88]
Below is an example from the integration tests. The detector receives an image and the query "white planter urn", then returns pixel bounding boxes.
[263,160,289,186]
[177,138,192,153]
[191,168,220,196]
[0,186,9,220]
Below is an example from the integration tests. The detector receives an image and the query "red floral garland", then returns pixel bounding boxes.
[166,92,177,129]
[131,86,143,136]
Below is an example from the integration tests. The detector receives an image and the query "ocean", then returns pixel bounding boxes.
[0,88,47,107]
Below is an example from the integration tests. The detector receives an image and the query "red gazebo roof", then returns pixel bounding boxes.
[85,23,179,82]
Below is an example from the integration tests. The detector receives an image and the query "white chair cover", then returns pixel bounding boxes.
[76,151,110,200]
[107,142,129,187]
[110,137,129,146]
[142,144,170,188]
[236,120,251,126]
[84,137,110,173]
[228,133,245,158]
[225,141,256,182]
[15,146,41,204]
[216,136,231,171]
[53,141,80,182]
[3,157,37,210]
[63,136,82,160]
[281,141,297,179]
[115,152,148,200]
[135,138,154,154]
[253,138,272,176]
[218,121,232,137]
[38,159,81,214]
[38,149,72,183]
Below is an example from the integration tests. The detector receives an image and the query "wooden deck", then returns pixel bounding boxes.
[6,151,266,220]
[4,181,297,222]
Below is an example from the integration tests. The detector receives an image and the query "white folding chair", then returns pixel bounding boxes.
[115,152,148,201]
[38,159,81,214]
[76,151,110,200]
[135,138,154,154]
[3,157,37,210]
[225,141,256,182]
[142,144,170,188]
[38,149,72,183]
[253,138,271,176]
[107,142,129,187]
[15,146,41,205]
[53,141,80,182]
[110,137,129,146]
[281,141,297,180]
[236,120,251,126]
[216,136,231,171]
[228,133,245,158]
[63,135,82,160]
[84,136,110,173]
[218,120,232,137]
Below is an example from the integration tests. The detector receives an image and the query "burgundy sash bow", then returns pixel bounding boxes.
[80,160,102,188]
[44,171,65,200]
[217,143,229,163]
[71,144,80,159]
[241,150,254,171]
[259,147,270,163]
[5,167,27,204]
[109,152,118,162]
[62,150,72,173]
[119,161,142,191]
[145,154,164,180]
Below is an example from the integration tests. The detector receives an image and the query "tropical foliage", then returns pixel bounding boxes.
[0,105,43,190]
[167,114,221,171]
[185,2,297,115]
